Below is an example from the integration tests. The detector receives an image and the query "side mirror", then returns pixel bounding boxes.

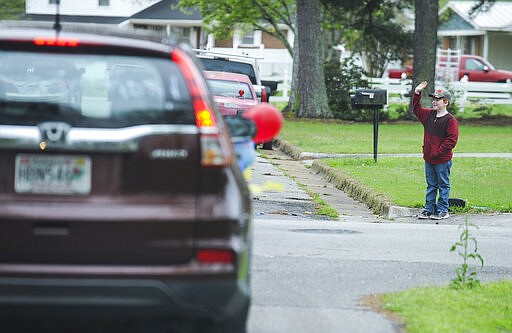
[224,116,256,138]
[483,65,489,72]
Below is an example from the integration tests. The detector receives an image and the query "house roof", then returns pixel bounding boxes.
[131,0,201,21]
[23,1,202,26]
[439,1,512,32]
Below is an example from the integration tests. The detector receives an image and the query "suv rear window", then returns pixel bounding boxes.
[207,79,255,99]
[199,58,257,85]
[0,50,195,127]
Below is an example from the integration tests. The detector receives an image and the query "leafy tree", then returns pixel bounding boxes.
[178,0,332,118]
[322,0,413,78]
[176,0,295,56]
[177,0,413,118]
[0,0,25,19]
[176,0,301,116]
[469,0,496,18]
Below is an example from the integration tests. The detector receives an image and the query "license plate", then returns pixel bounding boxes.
[15,154,91,194]
[224,102,238,108]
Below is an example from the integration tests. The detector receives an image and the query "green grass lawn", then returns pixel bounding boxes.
[279,120,512,154]
[324,157,512,212]
[382,280,512,333]
[279,119,512,213]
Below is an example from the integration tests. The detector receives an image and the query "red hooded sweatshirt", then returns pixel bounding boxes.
[412,93,459,165]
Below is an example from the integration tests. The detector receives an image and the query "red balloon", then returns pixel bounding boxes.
[243,103,284,144]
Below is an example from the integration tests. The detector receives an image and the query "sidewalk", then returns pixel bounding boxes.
[259,139,512,226]
[255,148,381,223]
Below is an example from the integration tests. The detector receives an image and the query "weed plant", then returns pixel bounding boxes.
[450,218,484,289]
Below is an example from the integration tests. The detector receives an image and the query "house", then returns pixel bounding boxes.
[121,0,203,47]
[25,0,157,26]
[23,0,292,82]
[24,0,204,47]
[438,1,512,70]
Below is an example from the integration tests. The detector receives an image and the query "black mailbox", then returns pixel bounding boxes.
[349,89,387,162]
[351,89,387,108]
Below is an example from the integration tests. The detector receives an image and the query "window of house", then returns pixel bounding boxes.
[49,0,59,4]
[464,36,479,55]
[241,31,255,45]
[236,30,262,47]
[134,24,165,33]
[99,0,110,6]
[170,27,191,44]
[447,37,457,50]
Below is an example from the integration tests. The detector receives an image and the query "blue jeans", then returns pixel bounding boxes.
[424,160,452,214]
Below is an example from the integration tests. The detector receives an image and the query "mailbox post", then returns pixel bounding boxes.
[351,89,387,162]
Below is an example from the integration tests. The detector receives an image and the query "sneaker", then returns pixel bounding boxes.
[418,210,432,219]
[431,212,450,220]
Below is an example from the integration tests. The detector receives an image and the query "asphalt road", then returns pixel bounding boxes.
[247,152,512,333]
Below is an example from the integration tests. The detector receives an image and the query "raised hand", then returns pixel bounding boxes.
[415,81,428,94]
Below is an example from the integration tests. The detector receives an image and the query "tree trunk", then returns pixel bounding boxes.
[295,0,332,118]
[284,18,300,115]
[411,0,439,109]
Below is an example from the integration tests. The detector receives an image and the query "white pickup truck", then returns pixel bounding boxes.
[194,49,269,102]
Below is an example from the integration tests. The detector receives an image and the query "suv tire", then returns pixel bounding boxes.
[262,140,273,150]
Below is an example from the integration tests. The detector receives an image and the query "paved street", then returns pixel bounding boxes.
[247,149,512,333]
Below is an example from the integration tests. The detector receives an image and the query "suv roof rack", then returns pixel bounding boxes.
[193,49,264,61]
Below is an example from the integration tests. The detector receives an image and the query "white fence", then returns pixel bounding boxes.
[369,78,512,107]
[269,77,512,109]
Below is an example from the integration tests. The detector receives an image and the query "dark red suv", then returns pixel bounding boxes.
[0,23,252,333]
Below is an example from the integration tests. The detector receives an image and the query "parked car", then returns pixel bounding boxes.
[194,50,275,149]
[0,23,252,333]
[387,65,413,79]
[203,70,259,117]
[194,49,269,102]
[387,55,512,82]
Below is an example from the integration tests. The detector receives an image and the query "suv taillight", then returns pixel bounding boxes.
[34,37,79,47]
[172,49,233,167]
[260,86,268,103]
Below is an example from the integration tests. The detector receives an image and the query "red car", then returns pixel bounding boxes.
[387,55,512,82]
[203,70,259,117]
[0,23,252,332]
[387,65,413,79]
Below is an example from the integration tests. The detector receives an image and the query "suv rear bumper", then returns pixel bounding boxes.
[0,276,250,321]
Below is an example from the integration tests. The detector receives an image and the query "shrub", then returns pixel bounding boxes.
[324,58,371,120]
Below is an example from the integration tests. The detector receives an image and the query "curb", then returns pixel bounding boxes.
[273,138,420,219]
